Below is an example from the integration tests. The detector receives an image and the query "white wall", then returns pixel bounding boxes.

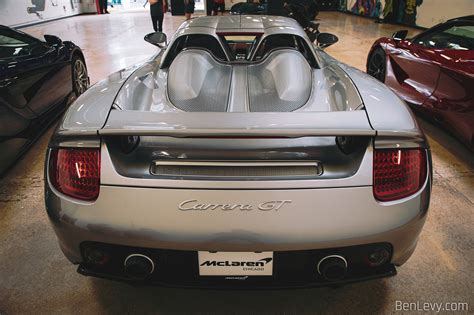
[0,0,97,28]
[416,0,474,27]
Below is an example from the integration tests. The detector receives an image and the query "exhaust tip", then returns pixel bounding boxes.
[317,255,348,281]
[124,254,155,279]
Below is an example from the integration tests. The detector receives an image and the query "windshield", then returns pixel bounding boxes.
[416,24,474,50]
[0,28,39,59]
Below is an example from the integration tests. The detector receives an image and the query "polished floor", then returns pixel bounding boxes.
[1,10,473,314]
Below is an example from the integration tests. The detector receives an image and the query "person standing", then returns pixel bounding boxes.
[149,0,165,32]
[184,0,195,20]
[98,0,104,14]
[103,0,110,14]
[402,0,423,26]
[98,0,110,14]
[206,0,214,15]
[212,0,225,15]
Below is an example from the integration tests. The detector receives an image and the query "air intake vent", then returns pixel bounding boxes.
[151,161,323,180]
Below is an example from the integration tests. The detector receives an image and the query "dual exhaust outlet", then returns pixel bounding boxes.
[124,254,155,280]
[124,253,348,281]
[317,255,348,281]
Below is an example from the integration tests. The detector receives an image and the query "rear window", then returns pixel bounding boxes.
[219,34,261,60]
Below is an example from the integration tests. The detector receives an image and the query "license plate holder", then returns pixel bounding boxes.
[198,251,273,276]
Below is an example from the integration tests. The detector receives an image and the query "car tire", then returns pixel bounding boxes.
[72,54,89,97]
[367,47,386,83]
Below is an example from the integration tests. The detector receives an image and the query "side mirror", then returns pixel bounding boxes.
[317,33,338,49]
[44,35,62,46]
[392,30,408,42]
[144,32,167,49]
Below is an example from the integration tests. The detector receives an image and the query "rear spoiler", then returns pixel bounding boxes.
[99,111,376,137]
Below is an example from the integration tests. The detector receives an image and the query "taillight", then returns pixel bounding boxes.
[373,148,426,202]
[49,148,100,201]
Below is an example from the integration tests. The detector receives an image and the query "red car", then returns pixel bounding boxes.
[367,16,474,150]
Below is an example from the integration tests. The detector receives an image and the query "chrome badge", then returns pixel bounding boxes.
[178,200,292,211]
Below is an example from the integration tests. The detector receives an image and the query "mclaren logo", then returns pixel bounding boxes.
[178,200,292,211]
[200,258,273,267]
[225,276,249,280]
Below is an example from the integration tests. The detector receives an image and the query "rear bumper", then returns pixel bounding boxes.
[45,179,430,268]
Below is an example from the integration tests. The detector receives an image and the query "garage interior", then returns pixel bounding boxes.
[0,3,473,314]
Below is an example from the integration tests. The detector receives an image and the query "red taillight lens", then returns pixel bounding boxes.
[373,148,426,202]
[49,148,100,201]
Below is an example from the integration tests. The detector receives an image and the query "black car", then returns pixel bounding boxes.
[230,1,268,15]
[230,0,320,41]
[0,25,89,175]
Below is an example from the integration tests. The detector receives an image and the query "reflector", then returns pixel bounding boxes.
[49,148,100,201]
[373,149,426,201]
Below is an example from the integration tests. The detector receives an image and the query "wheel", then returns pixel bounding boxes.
[72,55,89,96]
[367,47,386,83]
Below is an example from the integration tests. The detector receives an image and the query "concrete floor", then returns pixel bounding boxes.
[0,10,473,314]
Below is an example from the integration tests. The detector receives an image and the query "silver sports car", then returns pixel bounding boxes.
[44,16,432,288]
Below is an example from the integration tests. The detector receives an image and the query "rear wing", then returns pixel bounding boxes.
[99,111,376,137]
